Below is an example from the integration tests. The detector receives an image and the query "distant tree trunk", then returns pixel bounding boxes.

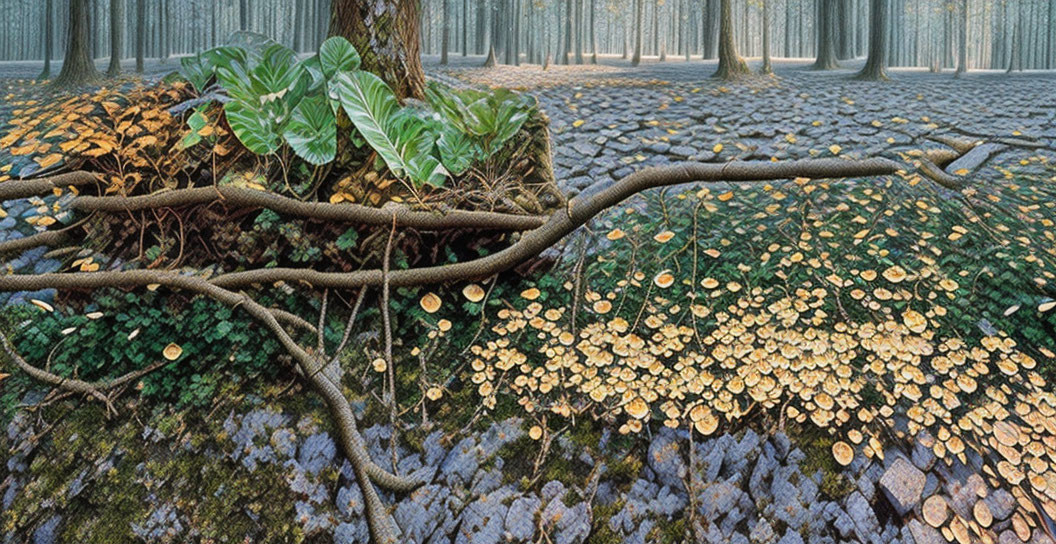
[462,0,468,56]
[813,0,839,69]
[40,0,55,79]
[714,0,748,78]
[441,0,449,64]
[163,0,171,61]
[135,0,144,72]
[590,0,598,63]
[330,0,425,100]
[52,0,102,87]
[760,0,772,74]
[563,0,573,64]
[855,0,887,80]
[513,0,522,65]
[106,0,123,77]
[485,0,499,67]
[632,0,644,66]
[701,0,714,59]
[240,0,249,31]
[955,0,968,75]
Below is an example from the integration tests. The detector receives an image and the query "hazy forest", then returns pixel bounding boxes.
[1,1,1055,544]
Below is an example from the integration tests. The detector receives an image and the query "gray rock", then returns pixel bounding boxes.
[845,491,880,537]
[879,457,926,516]
[505,496,541,541]
[749,518,775,543]
[907,519,945,544]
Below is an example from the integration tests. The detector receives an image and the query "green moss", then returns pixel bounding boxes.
[586,500,625,544]
[792,425,855,501]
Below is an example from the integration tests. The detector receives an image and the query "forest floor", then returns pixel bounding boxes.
[1,57,1056,544]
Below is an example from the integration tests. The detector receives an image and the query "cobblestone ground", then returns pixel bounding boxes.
[432,55,1056,195]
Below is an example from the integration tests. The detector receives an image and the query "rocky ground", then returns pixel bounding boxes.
[2,57,1056,543]
[433,55,1056,195]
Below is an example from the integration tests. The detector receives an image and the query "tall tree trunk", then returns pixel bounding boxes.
[956,0,969,75]
[590,0,598,64]
[240,0,249,31]
[855,0,888,80]
[702,0,716,59]
[135,0,144,72]
[632,0,644,65]
[441,0,450,64]
[714,0,748,78]
[462,0,469,56]
[40,0,55,79]
[813,0,839,69]
[563,0,573,64]
[760,0,773,74]
[485,0,499,66]
[330,0,425,101]
[106,0,123,77]
[53,0,102,87]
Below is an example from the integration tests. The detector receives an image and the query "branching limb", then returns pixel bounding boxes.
[71,186,548,231]
[210,158,902,290]
[0,171,101,201]
[0,332,167,418]
[0,270,418,543]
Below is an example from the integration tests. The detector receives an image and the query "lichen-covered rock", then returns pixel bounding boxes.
[879,457,925,516]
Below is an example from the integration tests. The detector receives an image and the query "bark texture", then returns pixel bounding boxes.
[329,0,426,101]
[715,0,748,79]
[856,0,888,80]
[52,0,102,87]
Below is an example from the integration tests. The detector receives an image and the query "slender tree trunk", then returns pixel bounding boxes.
[106,0,123,77]
[135,0,144,72]
[632,0,644,65]
[956,0,969,75]
[462,0,469,56]
[760,0,773,74]
[855,0,888,80]
[240,0,249,31]
[53,0,102,87]
[590,0,598,63]
[330,0,426,100]
[485,0,499,67]
[40,0,54,79]
[563,0,573,64]
[714,0,748,78]
[441,0,450,64]
[813,0,839,69]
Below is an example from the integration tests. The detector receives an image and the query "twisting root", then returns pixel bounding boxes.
[0,158,904,543]
[0,333,167,418]
[0,271,417,543]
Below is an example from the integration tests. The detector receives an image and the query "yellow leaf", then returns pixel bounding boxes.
[35,153,63,169]
[572,120,585,128]
[713,143,724,153]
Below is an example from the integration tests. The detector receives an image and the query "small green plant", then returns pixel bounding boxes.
[11,291,285,408]
[178,35,536,190]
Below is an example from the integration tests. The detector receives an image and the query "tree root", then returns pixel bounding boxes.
[918,157,966,190]
[0,333,167,418]
[0,157,904,543]
[70,186,548,231]
[0,171,101,201]
[0,270,417,543]
[209,158,902,290]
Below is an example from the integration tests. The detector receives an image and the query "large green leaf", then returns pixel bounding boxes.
[319,37,361,78]
[283,95,337,165]
[330,70,447,187]
[436,126,478,176]
[225,101,281,155]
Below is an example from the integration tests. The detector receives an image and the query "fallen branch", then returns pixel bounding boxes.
[0,269,417,543]
[0,333,168,418]
[0,171,101,201]
[71,186,548,231]
[210,158,902,289]
[918,157,965,190]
